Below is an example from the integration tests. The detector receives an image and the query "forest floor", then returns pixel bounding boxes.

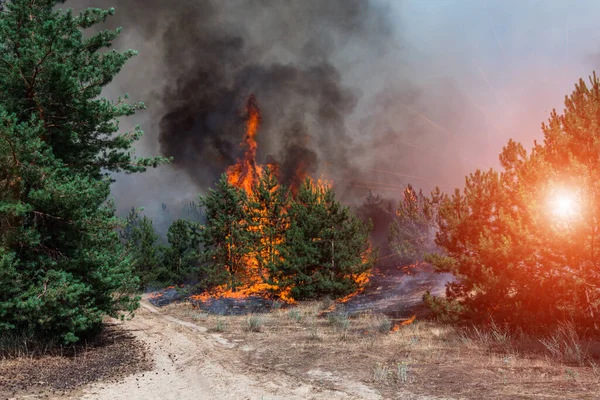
[3,295,600,399]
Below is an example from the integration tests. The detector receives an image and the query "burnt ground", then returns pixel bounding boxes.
[342,263,454,318]
[0,325,152,399]
[147,262,454,320]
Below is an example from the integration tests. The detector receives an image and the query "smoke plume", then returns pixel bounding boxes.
[82,0,390,203]
[73,0,600,223]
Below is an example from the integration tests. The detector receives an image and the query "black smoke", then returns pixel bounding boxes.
[89,0,392,192]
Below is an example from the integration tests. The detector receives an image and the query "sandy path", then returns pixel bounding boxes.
[76,301,383,400]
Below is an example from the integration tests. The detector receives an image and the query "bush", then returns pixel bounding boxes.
[246,315,265,332]
[288,310,302,322]
[327,310,350,332]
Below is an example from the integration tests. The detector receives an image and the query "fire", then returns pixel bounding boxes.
[227,95,264,193]
[391,315,416,332]
[196,95,365,306]
[200,95,292,303]
[335,243,373,303]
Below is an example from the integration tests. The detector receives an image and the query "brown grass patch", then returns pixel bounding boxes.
[163,301,600,399]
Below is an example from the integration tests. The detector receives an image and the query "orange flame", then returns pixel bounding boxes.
[227,95,264,194]
[391,315,416,331]
[203,95,290,303]
[335,242,373,303]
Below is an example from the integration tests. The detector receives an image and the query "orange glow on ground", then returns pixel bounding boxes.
[391,315,416,331]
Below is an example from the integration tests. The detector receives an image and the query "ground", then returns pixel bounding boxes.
[0,324,151,399]
[153,299,600,400]
[3,294,600,399]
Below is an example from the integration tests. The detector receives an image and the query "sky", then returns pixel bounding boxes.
[383,0,599,167]
[87,0,600,221]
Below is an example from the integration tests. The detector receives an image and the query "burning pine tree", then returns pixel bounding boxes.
[197,95,374,303]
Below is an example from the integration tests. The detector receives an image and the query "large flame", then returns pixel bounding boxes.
[193,95,366,306]
[193,95,290,303]
[227,95,263,193]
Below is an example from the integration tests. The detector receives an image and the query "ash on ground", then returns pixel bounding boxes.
[148,287,281,315]
[340,263,454,318]
[147,264,453,317]
[147,286,189,307]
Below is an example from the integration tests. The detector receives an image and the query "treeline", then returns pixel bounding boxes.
[3,0,599,347]
[125,168,375,301]
[357,185,438,267]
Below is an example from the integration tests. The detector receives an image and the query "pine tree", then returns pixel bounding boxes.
[246,166,290,296]
[121,209,162,289]
[389,184,437,263]
[199,175,251,290]
[0,2,167,343]
[161,219,201,285]
[426,73,600,330]
[283,179,374,300]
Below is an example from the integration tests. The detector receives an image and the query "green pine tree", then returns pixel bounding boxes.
[284,179,374,300]
[121,209,162,289]
[161,219,201,286]
[199,175,251,290]
[0,2,168,343]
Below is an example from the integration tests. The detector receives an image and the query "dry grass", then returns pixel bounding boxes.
[163,301,600,399]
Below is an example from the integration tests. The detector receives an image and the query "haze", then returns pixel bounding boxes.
[85,0,600,221]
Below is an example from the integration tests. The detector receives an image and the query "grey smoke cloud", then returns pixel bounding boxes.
[78,0,392,220]
[71,0,600,220]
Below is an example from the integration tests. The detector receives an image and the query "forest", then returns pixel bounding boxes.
[2,1,600,399]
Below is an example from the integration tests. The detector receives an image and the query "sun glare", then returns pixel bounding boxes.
[549,190,579,219]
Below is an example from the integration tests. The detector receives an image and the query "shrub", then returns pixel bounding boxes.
[288,310,302,322]
[375,315,392,334]
[246,315,265,332]
[327,310,350,332]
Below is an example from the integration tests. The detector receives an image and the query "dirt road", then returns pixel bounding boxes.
[76,300,386,400]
